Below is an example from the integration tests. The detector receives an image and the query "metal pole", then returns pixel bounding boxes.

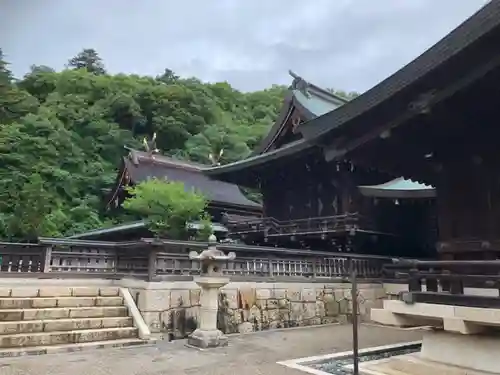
[350,260,359,375]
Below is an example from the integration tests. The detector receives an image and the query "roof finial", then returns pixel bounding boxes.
[142,132,160,157]
[208,148,224,166]
[289,70,311,98]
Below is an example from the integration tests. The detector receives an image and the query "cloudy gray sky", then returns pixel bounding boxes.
[0,0,489,93]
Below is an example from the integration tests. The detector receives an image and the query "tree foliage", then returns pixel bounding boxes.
[0,48,289,240]
[0,47,356,241]
[123,178,210,239]
[327,88,359,101]
[67,48,106,75]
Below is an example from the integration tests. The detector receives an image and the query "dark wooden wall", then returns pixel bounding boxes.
[261,152,341,221]
[436,137,500,260]
[261,153,389,221]
[369,198,437,257]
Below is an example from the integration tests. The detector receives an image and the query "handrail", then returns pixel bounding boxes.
[225,212,378,237]
[226,212,363,226]
[384,258,500,308]
[0,238,396,280]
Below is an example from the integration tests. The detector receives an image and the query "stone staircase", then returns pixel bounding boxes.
[0,286,152,356]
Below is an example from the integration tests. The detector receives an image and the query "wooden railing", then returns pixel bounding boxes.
[0,238,394,281]
[436,239,500,255]
[225,212,377,237]
[0,242,47,273]
[384,259,500,308]
[154,253,386,279]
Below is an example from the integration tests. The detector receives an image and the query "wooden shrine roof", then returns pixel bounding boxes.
[308,1,500,184]
[298,1,500,146]
[110,149,261,210]
[206,1,500,186]
[66,220,230,241]
[252,71,347,155]
[203,139,314,186]
[205,72,346,185]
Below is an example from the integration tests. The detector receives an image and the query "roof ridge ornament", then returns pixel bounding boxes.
[142,132,160,157]
[289,70,311,98]
[208,148,224,166]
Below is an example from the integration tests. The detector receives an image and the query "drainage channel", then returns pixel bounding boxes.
[278,341,421,375]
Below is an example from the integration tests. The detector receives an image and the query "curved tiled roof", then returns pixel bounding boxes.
[124,150,261,209]
[358,178,435,199]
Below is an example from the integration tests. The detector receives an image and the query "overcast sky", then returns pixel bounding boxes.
[0,0,490,93]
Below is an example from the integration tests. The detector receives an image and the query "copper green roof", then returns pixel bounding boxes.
[358,178,435,199]
[252,71,346,155]
[292,88,345,117]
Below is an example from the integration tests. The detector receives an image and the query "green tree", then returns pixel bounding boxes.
[5,174,66,240]
[122,178,211,239]
[156,68,179,84]
[68,48,106,75]
[327,88,359,100]
[0,48,13,84]
[0,50,39,123]
[184,122,251,165]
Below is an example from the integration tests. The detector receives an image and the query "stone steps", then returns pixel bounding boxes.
[0,306,128,320]
[0,338,152,358]
[0,316,133,334]
[0,286,152,355]
[0,327,138,348]
[0,296,124,309]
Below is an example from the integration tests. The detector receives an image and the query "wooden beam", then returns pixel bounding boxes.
[323,51,500,164]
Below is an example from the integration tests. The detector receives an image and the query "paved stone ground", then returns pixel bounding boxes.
[0,324,423,375]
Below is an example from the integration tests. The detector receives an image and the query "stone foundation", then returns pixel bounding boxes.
[122,280,387,338]
[0,278,389,339]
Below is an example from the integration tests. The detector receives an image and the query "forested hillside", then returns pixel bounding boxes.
[0,48,355,241]
[0,48,287,240]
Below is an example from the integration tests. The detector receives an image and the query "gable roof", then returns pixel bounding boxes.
[252,71,347,155]
[121,149,261,210]
[298,1,499,145]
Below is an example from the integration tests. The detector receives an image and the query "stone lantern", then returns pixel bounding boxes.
[187,234,236,348]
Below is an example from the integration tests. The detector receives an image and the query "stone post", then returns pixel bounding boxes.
[187,235,236,349]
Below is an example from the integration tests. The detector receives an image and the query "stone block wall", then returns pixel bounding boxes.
[123,280,386,339]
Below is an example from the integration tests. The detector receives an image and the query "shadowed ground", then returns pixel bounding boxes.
[0,324,423,375]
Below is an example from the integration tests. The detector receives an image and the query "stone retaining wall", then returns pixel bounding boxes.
[122,280,387,338]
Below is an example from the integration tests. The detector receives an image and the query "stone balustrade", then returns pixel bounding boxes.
[0,239,402,338]
[0,238,392,282]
